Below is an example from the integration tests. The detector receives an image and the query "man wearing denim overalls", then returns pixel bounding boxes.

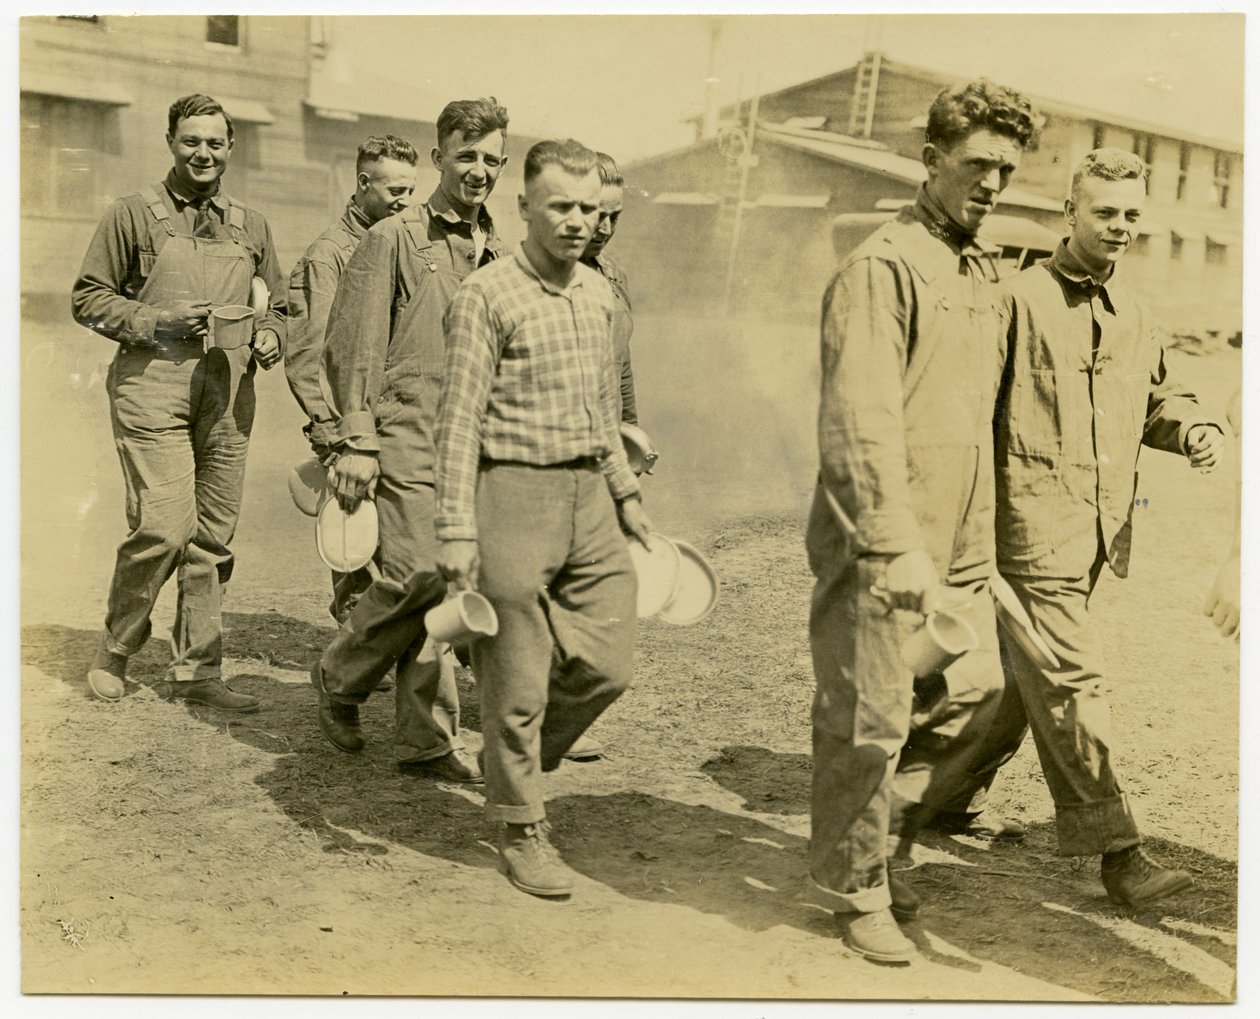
[72,93,286,710]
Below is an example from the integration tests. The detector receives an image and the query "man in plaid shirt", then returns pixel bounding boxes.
[435,138,652,898]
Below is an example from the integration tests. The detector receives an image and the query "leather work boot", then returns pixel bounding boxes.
[498,822,574,898]
[169,677,260,713]
[889,872,922,923]
[86,640,127,702]
[1101,846,1193,908]
[562,733,604,762]
[398,749,484,784]
[929,810,1026,843]
[310,663,364,752]
[837,908,916,964]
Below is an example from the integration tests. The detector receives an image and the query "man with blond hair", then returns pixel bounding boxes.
[991,147,1224,909]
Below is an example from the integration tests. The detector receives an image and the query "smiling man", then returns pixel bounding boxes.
[434,138,651,898]
[71,92,286,711]
[805,80,1037,963]
[990,148,1224,908]
[286,135,418,624]
[307,99,509,784]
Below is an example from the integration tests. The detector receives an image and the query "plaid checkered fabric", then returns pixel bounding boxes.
[435,244,641,541]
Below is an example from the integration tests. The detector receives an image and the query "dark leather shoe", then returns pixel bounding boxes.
[837,908,915,964]
[928,810,1026,842]
[398,749,483,784]
[1101,846,1193,908]
[889,872,921,923]
[170,677,260,713]
[311,663,363,752]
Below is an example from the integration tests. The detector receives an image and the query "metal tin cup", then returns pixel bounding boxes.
[901,608,979,678]
[209,304,255,350]
[424,591,500,646]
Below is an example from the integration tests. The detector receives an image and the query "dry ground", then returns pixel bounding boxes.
[17,312,1241,1003]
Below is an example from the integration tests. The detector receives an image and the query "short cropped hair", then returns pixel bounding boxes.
[596,152,624,187]
[925,79,1037,151]
[356,135,419,174]
[436,97,510,150]
[168,93,233,142]
[1070,147,1148,203]
[523,138,598,185]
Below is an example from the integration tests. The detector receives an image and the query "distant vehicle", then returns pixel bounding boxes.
[832,203,1061,279]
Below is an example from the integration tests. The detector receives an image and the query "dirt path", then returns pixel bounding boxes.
[18,319,1240,1003]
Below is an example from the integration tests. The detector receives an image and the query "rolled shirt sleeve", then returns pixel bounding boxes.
[1141,332,1221,453]
[817,258,926,556]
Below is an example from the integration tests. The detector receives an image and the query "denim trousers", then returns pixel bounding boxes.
[319,481,461,762]
[471,461,636,825]
[103,343,256,680]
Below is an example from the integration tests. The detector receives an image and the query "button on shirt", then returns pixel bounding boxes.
[435,244,640,542]
[995,241,1219,579]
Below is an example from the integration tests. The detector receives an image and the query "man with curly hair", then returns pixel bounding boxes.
[806,79,1037,962]
[991,148,1224,907]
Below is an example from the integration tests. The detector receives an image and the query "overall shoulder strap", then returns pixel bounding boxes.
[140,185,176,237]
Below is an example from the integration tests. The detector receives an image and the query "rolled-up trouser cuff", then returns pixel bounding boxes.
[1054,793,1140,856]
[809,876,891,915]
[485,802,547,826]
[395,737,462,764]
[101,628,145,658]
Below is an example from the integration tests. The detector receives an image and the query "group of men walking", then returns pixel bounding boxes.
[72,92,645,900]
[69,81,1232,946]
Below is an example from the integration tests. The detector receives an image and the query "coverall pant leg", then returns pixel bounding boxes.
[999,554,1141,856]
[376,478,462,763]
[104,344,255,680]
[807,502,911,913]
[472,462,636,825]
[893,581,1027,818]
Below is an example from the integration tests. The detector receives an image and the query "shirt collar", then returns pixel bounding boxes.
[513,243,585,295]
[1049,241,1118,310]
[164,169,225,210]
[344,197,373,234]
[427,186,495,234]
[912,185,998,257]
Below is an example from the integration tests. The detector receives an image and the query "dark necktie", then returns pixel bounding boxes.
[193,197,216,239]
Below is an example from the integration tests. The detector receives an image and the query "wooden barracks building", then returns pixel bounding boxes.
[20,24,1243,336]
[616,52,1243,333]
[18,14,536,320]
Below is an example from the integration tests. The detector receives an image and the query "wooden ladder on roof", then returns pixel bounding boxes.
[846,50,882,139]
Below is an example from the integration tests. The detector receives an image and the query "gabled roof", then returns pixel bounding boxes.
[756,122,1062,214]
[704,53,1242,155]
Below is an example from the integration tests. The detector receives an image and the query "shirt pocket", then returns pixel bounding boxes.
[1009,367,1087,456]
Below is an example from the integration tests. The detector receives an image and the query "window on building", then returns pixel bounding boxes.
[1176,143,1191,201]
[1139,135,1155,189]
[206,15,240,48]
[20,93,121,217]
[1213,152,1232,209]
[1169,232,1184,261]
[1092,123,1106,150]
[1206,237,1228,265]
